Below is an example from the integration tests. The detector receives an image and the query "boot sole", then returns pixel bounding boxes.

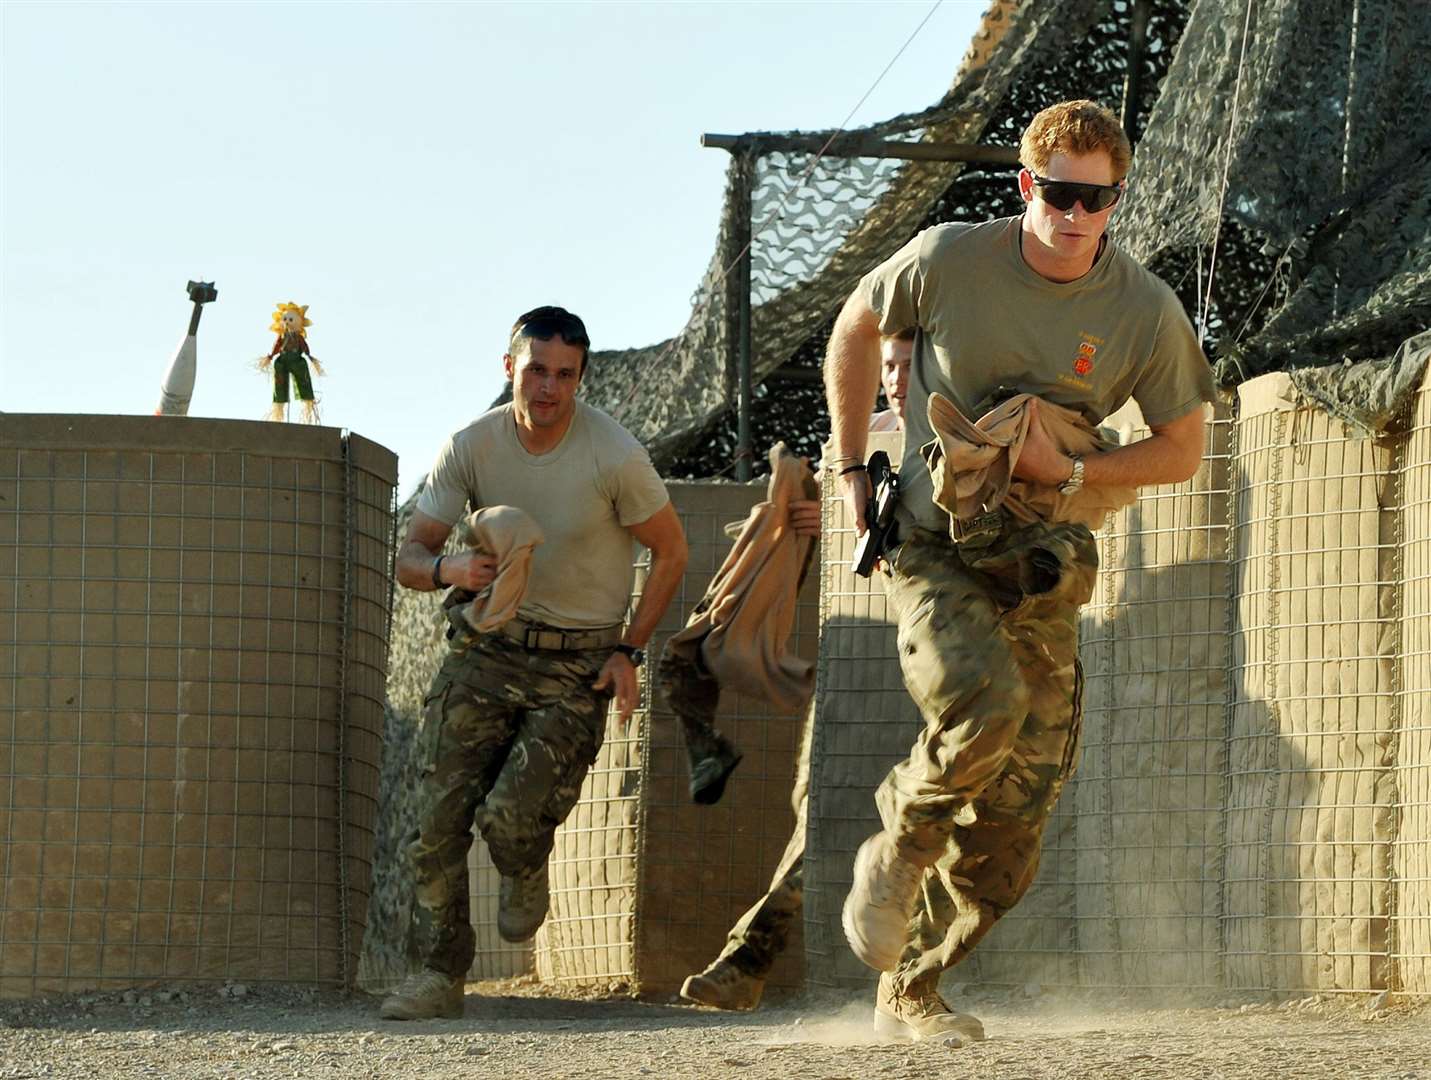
[873,1009,917,1041]
[873,1008,983,1043]
[379,998,464,1021]
[678,974,761,1011]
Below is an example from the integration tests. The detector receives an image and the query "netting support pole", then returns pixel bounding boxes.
[729,152,755,482]
[1121,0,1151,144]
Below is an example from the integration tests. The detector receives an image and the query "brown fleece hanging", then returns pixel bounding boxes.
[921,391,1137,534]
[664,443,820,714]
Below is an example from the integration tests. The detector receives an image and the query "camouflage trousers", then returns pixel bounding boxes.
[406,629,612,979]
[717,701,814,977]
[876,520,1096,995]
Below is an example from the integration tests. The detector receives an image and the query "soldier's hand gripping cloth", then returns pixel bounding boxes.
[921,390,1137,534]
[656,443,819,803]
[453,506,545,633]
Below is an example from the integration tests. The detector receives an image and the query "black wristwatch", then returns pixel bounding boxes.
[613,643,645,668]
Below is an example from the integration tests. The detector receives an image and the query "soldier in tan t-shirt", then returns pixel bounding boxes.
[826,101,1215,1041]
[380,307,689,1022]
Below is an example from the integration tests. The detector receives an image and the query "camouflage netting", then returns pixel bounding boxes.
[569,0,1428,472]
[574,0,1114,473]
[1115,0,1431,431]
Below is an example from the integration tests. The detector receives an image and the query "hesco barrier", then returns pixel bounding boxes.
[363,480,814,996]
[805,370,1431,999]
[1,415,397,998]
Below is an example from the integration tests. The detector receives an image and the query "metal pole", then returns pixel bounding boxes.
[701,132,1019,166]
[702,130,1021,477]
[1121,0,1152,144]
[732,153,754,482]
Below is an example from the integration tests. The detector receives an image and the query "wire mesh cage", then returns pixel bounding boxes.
[802,381,1431,999]
[1,415,396,998]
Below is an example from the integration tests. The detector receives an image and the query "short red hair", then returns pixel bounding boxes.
[1019,100,1132,181]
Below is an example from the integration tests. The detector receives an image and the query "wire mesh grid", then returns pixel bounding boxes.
[802,389,1431,998]
[629,482,814,994]
[1055,410,1234,994]
[1393,377,1431,995]
[1224,387,1399,994]
[0,418,396,998]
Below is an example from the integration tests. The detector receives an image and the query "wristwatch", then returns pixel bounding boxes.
[1058,454,1085,495]
[613,643,645,668]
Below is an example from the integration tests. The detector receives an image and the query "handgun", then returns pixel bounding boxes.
[852,450,900,578]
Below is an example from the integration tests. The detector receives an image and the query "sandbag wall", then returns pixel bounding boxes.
[981,403,1234,995]
[364,480,814,996]
[1400,375,1431,995]
[1222,377,1399,993]
[1,415,396,998]
[804,371,1431,998]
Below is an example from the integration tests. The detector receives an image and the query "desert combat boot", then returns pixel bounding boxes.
[679,957,765,1010]
[841,832,924,971]
[380,968,464,1021]
[498,862,550,942]
[874,972,986,1043]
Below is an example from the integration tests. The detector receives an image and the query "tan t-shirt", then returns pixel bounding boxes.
[417,401,671,629]
[857,215,1214,531]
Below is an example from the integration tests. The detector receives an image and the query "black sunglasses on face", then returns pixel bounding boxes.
[1030,173,1124,213]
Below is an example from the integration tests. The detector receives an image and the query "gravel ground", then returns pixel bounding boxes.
[2,977,1427,1080]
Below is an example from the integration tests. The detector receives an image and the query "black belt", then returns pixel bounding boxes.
[496,617,623,652]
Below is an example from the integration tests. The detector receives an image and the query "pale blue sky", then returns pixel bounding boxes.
[1,0,984,497]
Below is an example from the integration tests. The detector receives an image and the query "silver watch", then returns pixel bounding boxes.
[1058,454,1085,494]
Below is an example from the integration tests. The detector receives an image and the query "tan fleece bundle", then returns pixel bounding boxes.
[921,391,1137,533]
[665,443,820,714]
[455,505,546,632]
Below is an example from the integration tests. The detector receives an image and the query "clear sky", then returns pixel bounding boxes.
[1,0,984,499]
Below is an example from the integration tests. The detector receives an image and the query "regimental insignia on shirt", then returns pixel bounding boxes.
[1073,333,1102,377]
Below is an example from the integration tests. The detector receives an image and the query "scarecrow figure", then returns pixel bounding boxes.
[257,301,325,422]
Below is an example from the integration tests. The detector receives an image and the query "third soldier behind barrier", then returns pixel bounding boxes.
[828,100,1215,1041]
[679,329,913,1011]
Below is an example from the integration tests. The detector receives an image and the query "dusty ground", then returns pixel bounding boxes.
[1,977,1427,1080]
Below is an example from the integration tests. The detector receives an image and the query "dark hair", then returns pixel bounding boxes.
[508,306,592,374]
[890,327,917,342]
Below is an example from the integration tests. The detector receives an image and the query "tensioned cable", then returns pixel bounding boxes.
[1197,0,1256,345]
[620,0,947,405]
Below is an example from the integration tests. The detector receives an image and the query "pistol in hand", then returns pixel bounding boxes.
[852,451,900,578]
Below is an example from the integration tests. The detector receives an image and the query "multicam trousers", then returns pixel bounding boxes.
[717,701,814,977]
[405,629,613,980]
[876,520,1097,995]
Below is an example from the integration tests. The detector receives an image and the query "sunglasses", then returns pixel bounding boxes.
[1030,173,1124,213]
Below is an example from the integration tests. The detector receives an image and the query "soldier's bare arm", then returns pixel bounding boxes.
[1012,401,1206,487]
[394,510,497,592]
[594,501,689,726]
[824,291,883,534]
